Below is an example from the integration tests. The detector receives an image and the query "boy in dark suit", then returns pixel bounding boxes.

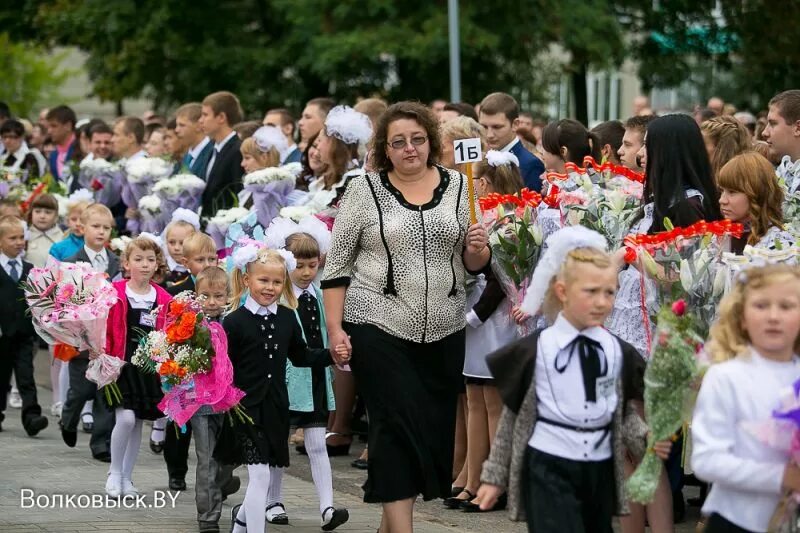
[175,103,214,178]
[198,92,244,218]
[0,215,48,435]
[479,92,546,192]
[59,204,118,460]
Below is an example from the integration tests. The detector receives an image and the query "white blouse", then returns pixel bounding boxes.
[692,349,800,531]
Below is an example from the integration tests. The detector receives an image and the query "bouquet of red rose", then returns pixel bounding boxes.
[132,292,248,427]
[479,188,543,335]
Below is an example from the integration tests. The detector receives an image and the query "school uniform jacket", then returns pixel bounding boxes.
[480,329,645,521]
[166,275,194,296]
[0,259,34,338]
[223,304,332,411]
[201,136,244,218]
[105,280,172,360]
[64,248,121,280]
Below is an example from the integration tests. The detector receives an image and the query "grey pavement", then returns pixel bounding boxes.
[0,349,701,532]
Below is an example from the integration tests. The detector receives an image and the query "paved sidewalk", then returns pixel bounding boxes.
[0,350,702,532]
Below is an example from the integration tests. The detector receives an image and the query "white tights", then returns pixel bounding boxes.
[234,464,270,533]
[267,427,333,516]
[110,408,143,480]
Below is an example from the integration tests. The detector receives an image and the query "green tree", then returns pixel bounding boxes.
[0,33,73,117]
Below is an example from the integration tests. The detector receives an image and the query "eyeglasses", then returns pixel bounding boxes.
[388,136,428,150]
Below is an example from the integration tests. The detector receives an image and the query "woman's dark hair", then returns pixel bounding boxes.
[371,101,442,172]
[541,119,601,164]
[0,119,24,138]
[298,132,319,191]
[323,135,360,189]
[644,114,722,231]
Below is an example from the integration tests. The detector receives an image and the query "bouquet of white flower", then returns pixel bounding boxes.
[206,207,251,250]
[279,205,315,222]
[78,158,124,206]
[243,167,296,227]
[152,173,205,213]
[138,194,166,234]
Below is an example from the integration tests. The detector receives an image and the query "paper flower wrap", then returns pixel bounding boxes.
[206,207,251,250]
[23,261,123,393]
[78,158,124,206]
[243,167,296,228]
[153,173,205,213]
[132,292,247,427]
[626,300,706,504]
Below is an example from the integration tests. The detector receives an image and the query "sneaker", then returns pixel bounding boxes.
[121,478,139,497]
[50,402,63,418]
[321,507,349,531]
[105,474,122,498]
[8,390,22,409]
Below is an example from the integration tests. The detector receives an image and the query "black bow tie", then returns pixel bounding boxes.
[555,334,607,403]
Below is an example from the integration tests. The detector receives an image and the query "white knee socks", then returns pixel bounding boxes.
[234,464,270,533]
[110,408,143,480]
[58,360,69,405]
[305,427,334,514]
[49,354,61,405]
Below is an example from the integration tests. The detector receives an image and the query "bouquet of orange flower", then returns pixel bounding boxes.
[132,292,248,427]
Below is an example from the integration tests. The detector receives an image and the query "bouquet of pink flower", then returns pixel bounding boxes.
[23,261,124,402]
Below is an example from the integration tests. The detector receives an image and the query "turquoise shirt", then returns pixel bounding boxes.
[49,234,84,261]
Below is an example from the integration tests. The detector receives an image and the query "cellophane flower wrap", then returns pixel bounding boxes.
[623,219,744,346]
[626,299,707,504]
[206,207,251,250]
[741,375,800,532]
[479,188,544,335]
[23,261,124,401]
[0,166,26,200]
[78,158,124,206]
[131,292,248,427]
[243,167,296,228]
[152,173,206,213]
[138,194,168,235]
[122,157,174,234]
[223,211,266,264]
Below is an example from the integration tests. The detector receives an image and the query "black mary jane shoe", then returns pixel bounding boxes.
[229,504,245,533]
[321,506,350,531]
[460,492,507,513]
[149,438,164,454]
[266,502,289,525]
[444,489,475,509]
[350,457,368,470]
[450,486,465,497]
[169,477,187,491]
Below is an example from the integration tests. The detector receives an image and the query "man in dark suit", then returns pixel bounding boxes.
[199,92,244,218]
[175,103,214,178]
[0,216,48,436]
[58,208,119,460]
[45,105,84,185]
[479,92,546,192]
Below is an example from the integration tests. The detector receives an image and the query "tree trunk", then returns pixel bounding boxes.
[572,62,589,126]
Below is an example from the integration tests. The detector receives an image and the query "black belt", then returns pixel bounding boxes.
[536,416,611,449]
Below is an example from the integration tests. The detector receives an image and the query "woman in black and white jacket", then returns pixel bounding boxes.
[322,101,490,532]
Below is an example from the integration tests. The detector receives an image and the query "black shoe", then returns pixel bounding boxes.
[266,502,289,525]
[169,477,186,491]
[461,492,507,513]
[444,490,475,509]
[325,433,352,456]
[350,458,368,470]
[295,444,307,455]
[81,414,93,433]
[25,415,48,436]
[230,504,244,533]
[60,423,77,447]
[450,486,464,497]
[321,507,349,531]
[93,451,111,463]
[150,439,164,454]
[221,475,241,501]
[673,491,686,523]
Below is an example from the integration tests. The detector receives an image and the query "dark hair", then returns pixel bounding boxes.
[624,114,656,135]
[285,232,321,260]
[371,101,442,172]
[266,108,295,128]
[145,122,164,140]
[644,114,722,231]
[233,120,261,140]
[443,102,478,121]
[115,116,145,144]
[695,108,717,124]
[473,160,524,194]
[0,119,24,138]
[299,131,320,190]
[45,105,77,128]
[166,118,177,130]
[26,193,59,225]
[202,91,244,126]
[541,119,601,164]
[479,92,519,122]
[0,102,10,120]
[88,122,113,139]
[591,120,625,155]
[769,90,800,125]
[78,118,104,140]
[307,97,336,118]
[323,136,359,189]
